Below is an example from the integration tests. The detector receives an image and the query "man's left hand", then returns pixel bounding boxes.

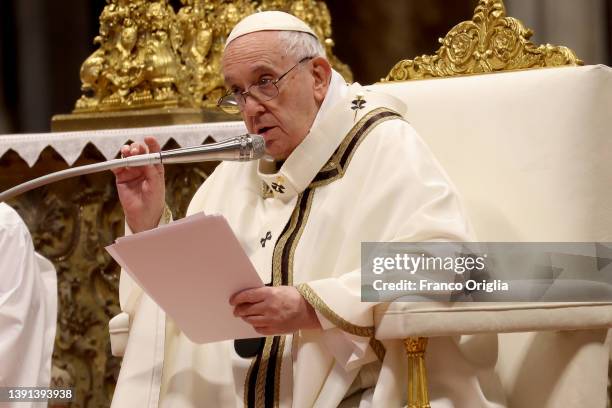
[230,286,321,336]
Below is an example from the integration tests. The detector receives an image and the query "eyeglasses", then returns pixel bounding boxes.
[217,56,314,114]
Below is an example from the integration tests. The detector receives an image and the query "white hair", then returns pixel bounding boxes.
[277,31,327,60]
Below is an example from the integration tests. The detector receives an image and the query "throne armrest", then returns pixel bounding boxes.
[374,302,612,339]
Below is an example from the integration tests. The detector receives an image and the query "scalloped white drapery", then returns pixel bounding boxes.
[0,122,247,167]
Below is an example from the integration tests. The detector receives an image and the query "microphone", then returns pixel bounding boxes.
[0,134,265,202]
[125,133,265,166]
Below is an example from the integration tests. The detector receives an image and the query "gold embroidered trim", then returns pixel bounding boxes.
[273,336,286,408]
[271,205,299,286]
[296,283,374,337]
[369,337,386,362]
[271,192,314,406]
[271,190,314,286]
[160,203,173,225]
[297,283,386,361]
[287,193,314,287]
[309,108,404,189]
[243,355,255,408]
[261,182,274,199]
[246,190,315,407]
[254,337,275,408]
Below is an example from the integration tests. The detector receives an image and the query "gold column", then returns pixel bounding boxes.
[404,337,431,408]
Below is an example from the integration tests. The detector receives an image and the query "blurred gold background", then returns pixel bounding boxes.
[0,0,610,134]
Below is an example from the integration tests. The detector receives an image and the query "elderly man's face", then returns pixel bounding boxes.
[222,31,331,160]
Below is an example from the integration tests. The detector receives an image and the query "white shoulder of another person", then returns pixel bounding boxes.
[0,202,28,234]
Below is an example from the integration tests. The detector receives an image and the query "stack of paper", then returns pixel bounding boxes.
[106,213,263,343]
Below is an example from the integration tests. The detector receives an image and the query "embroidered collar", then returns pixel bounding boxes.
[257,71,406,201]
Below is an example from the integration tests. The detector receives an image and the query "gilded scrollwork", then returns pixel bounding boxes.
[75,0,183,112]
[384,0,583,81]
[74,0,352,113]
[173,0,258,108]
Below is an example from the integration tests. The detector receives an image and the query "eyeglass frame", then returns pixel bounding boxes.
[217,56,315,114]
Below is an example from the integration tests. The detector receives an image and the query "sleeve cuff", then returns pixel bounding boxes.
[124,203,173,236]
[296,282,386,361]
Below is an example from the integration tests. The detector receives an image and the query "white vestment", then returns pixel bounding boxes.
[111,71,506,408]
[0,203,57,406]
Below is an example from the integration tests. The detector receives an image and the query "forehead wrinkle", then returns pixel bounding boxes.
[222,32,287,85]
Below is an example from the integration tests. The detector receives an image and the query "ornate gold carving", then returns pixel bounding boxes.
[384,0,583,81]
[76,0,183,112]
[174,0,258,108]
[1,145,216,407]
[404,337,431,408]
[74,0,352,113]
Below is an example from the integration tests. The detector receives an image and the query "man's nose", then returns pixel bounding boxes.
[242,95,266,117]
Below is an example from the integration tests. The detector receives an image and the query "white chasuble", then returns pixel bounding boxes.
[111,73,505,408]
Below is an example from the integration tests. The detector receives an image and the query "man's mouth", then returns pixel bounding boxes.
[257,126,276,136]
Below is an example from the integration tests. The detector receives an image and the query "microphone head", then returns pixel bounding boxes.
[249,134,266,159]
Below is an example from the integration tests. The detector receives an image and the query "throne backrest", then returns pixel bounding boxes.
[368,62,612,408]
[365,0,612,405]
[368,64,612,243]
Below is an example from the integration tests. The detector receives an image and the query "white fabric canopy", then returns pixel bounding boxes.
[0,122,247,167]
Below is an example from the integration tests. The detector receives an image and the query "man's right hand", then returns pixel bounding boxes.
[112,136,166,233]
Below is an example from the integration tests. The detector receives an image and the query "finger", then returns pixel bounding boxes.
[229,287,269,306]
[111,166,127,176]
[233,302,266,317]
[143,136,164,176]
[254,326,278,336]
[112,163,145,181]
[113,147,147,181]
[111,145,138,176]
[144,136,161,153]
[130,142,147,156]
[121,144,131,157]
[115,169,147,185]
[242,315,270,326]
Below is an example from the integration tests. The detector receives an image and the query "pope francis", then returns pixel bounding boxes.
[110,11,505,408]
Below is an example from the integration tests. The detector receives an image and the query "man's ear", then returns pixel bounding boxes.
[311,57,333,104]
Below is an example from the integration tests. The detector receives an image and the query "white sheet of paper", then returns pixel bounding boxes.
[105,212,263,343]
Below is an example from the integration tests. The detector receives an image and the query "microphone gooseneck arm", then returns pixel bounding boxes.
[0,134,264,202]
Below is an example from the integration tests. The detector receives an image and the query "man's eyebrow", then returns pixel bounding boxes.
[224,63,279,86]
[250,63,276,74]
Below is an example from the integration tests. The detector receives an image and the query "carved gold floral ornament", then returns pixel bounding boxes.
[384,0,583,82]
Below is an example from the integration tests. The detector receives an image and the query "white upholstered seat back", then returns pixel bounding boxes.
[368,65,612,243]
[367,65,612,407]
